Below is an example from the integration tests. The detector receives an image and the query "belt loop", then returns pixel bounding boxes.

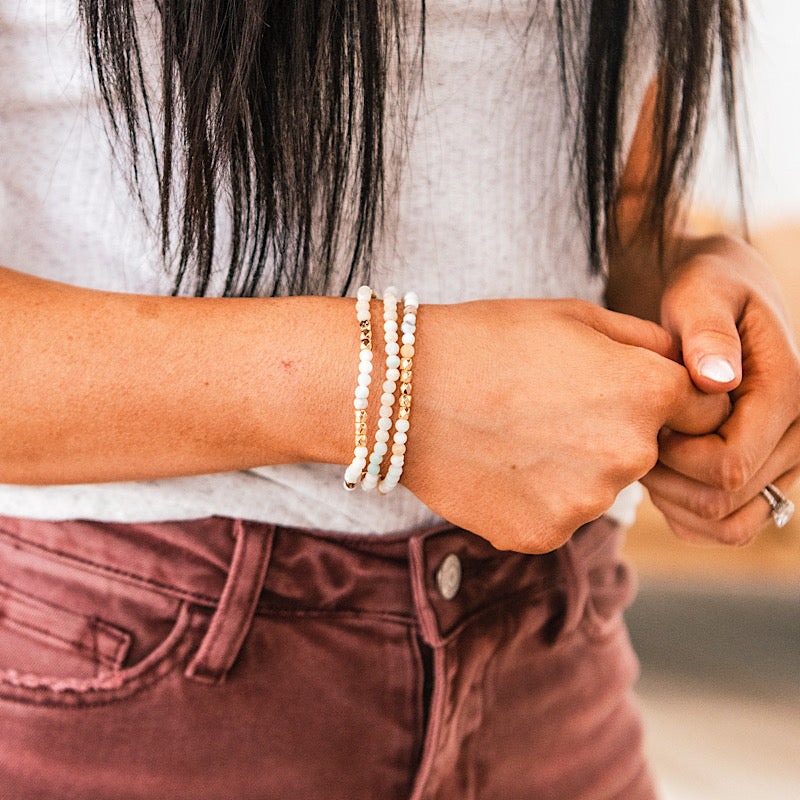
[408,535,444,648]
[185,519,274,685]
[555,536,590,637]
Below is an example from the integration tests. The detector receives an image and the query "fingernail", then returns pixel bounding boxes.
[698,355,736,383]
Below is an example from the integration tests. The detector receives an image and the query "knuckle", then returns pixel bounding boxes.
[712,451,754,492]
[631,439,660,477]
[693,488,736,521]
[716,518,758,547]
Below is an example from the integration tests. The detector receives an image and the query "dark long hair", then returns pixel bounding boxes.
[79,0,746,297]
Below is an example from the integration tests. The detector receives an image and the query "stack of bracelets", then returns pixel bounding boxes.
[343,286,418,493]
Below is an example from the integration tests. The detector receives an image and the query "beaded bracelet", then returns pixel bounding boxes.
[343,285,374,490]
[379,291,418,494]
[362,287,401,491]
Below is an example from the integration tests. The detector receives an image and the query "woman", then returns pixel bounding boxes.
[0,0,797,797]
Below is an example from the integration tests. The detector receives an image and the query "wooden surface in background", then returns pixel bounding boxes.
[623,221,800,583]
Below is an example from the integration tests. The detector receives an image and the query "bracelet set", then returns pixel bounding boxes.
[343,285,418,494]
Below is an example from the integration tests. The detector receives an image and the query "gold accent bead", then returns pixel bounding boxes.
[398,408,410,420]
[355,410,367,423]
[399,394,412,408]
[355,422,368,435]
[400,370,412,383]
[400,383,412,395]
[400,358,413,370]
[356,434,368,447]
[360,319,371,331]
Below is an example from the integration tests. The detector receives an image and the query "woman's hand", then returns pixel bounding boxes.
[640,234,800,545]
[403,298,729,553]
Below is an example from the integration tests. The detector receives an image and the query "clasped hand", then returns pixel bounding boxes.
[642,234,800,545]
[403,297,729,553]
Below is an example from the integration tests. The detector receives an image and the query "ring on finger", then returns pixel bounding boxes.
[760,483,795,528]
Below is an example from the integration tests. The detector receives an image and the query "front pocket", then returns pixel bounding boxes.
[0,580,132,680]
[0,536,197,707]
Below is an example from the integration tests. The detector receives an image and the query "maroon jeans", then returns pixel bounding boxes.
[0,514,656,799]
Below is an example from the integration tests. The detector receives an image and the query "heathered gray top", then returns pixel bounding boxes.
[0,0,653,531]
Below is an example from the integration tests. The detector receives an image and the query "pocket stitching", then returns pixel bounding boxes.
[0,603,194,707]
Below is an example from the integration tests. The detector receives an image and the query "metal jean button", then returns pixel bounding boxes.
[435,553,462,600]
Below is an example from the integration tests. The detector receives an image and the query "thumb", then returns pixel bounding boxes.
[661,288,742,394]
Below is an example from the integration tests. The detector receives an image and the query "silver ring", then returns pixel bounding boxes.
[760,483,795,528]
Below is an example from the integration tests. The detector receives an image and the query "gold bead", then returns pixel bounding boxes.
[356,434,368,447]
[400,383,411,395]
[355,422,367,435]
[360,319,370,331]
[399,394,412,408]
[400,370,412,383]
[355,409,367,423]
[400,358,413,370]
[398,408,410,420]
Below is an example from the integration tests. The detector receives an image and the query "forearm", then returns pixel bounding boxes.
[0,266,360,484]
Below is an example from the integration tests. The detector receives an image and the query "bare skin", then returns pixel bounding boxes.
[608,82,800,546]
[0,265,727,553]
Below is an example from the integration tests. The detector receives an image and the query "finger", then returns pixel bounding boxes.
[646,467,800,547]
[661,266,742,393]
[580,305,680,362]
[662,360,731,435]
[659,389,792,489]
[643,420,800,520]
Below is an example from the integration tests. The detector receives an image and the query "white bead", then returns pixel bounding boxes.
[375,430,390,443]
[404,292,419,307]
[351,457,367,469]
[357,373,371,387]
[354,398,368,410]
[385,332,398,343]
[394,418,410,433]
[390,455,405,466]
[386,368,400,382]
[385,342,400,356]
[355,386,369,399]
[354,446,369,458]
[385,286,399,297]
[344,465,362,483]
[361,473,379,491]
[380,392,395,406]
[379,405,394,418]
[357,285,373,301]
[359,360,373,374]
[382,380,396,394]
[359,349,373,362]
[393,432,407,444]
[384,310,398,322]
[401,333,415,345]
[378,417,392,430]
[373,442,388,456]
[356,309,370,321]
[383,320,398,332]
